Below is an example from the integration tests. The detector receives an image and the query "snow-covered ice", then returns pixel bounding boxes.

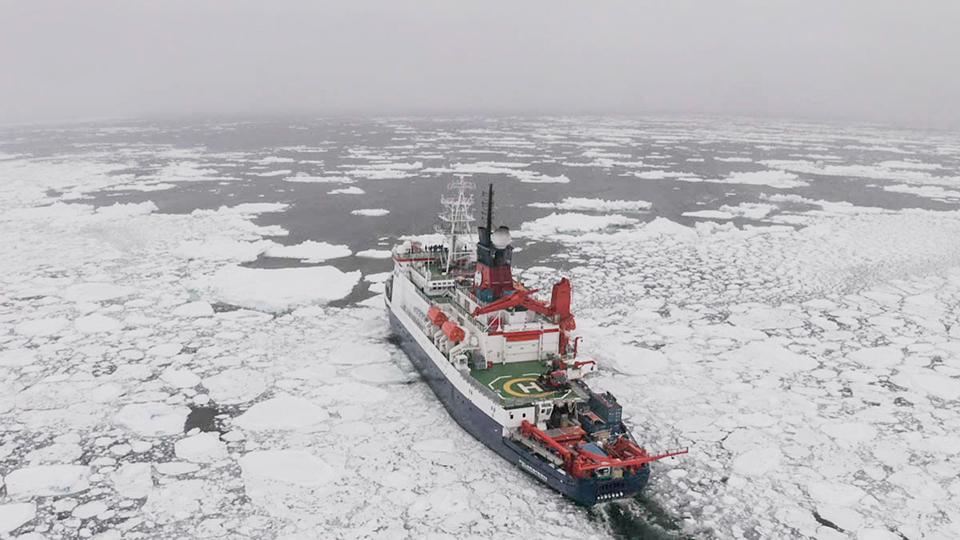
[4,465,90,498]
[517,212,639,239]
[355,249,392,259]
[264,240,352,262]
[115,403,191,437]
[194,265,360,311]
[174,432,228,463]
[0,503,36,534]
[529,197,652,212]
[328,186,365,195]
[3,117,960,540]
[239,449,338,487]
[350,208,390,217]
[233,395,330,431]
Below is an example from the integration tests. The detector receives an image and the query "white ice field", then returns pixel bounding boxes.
[2,117,960,539]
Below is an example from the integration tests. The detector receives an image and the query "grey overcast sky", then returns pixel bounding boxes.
[1,1,959,128]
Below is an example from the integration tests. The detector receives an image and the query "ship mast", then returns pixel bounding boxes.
[438,176,476,272]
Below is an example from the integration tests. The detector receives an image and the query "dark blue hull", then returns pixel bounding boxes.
[388,301,649,505]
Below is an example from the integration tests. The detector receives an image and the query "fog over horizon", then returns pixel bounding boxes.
[2,1,959,129]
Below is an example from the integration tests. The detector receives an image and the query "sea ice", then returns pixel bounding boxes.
[115,403,190,437]
[239,450,338,487]
[327,343,392,365]
[171,301,214,317]
[517,212,639,238]
[62,282,135,303]
[264,240,351,262]
[356,249,392,259]
[725,341,818,373]
[350,208,390,217]
[4,465,90,497]
[74,313,122,333]
[328,186,365,195]
[174,432,227,463]
[0,348,36,367]
[233,395,329,431]
[350,363,408,384]
[95,201,158,217]
[155,462,201,476]
[195,265,360,312]
[528,197,651,212]
[890,369,960,401]
[808,482,866,506]
[324,383,389,403]
[846,346,903,368]
[715,170,807,189]
[160,368,201,388]
[72,500,108,519]
[718,202,777,220]
[731,446,782,477]
[202,369,269,404]
[0,503,36,534]
[283,174,353,183]
[14,317,68,337]
[816,505,863,531]
[516,172,570,183]
[682,210,734,220]
[728,306,804,330]
[141,479,221,524]
[175,238,278,263]
[601,345,668,375]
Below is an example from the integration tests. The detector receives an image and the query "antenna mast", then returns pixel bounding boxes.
[438,176,476,272]
[486,183,494,233]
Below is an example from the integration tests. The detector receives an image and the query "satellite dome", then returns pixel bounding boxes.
[491,226,511,249]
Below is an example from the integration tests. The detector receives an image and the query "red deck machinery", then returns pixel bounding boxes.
[520,421,688,479]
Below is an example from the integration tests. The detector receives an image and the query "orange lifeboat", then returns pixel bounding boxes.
[427,306,448,326]
[441,321,465,342]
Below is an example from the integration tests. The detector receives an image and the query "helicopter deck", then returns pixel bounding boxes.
[470,360,574,407]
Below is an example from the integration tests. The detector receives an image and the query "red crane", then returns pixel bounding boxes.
[520,421,689,479]
[472,278,576,332]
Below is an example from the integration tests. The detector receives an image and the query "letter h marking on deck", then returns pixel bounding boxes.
[517,382,543,394]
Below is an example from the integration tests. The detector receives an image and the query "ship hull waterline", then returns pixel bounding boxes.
[386,297,650,506]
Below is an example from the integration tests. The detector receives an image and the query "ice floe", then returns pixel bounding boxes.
[350,208,390,217]
[517,212,639,239]
[707,170,809,189]
[202,369,269,404]
[174,432,228,463]
[264,240,351,262]
[529,197,652,212]
[283,174,353,184]
[115,403,190,437]
[0,503,36,534]
[239,450,338,487]
[194,265,360,312]
[328,186,365,195]
[4,465,90,498]
[234,395,329,431]
[171,300,214,317]
[355,249,392,259]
